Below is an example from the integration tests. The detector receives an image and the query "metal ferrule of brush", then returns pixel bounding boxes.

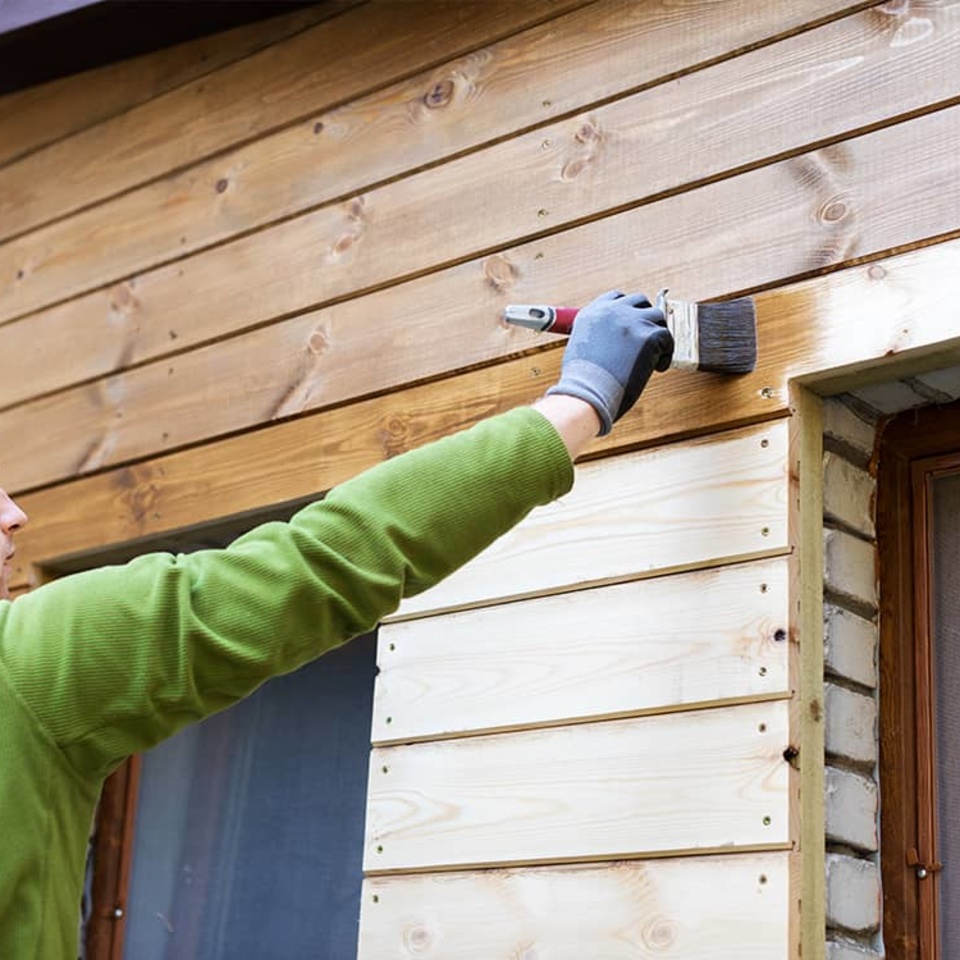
[658,289,699,371]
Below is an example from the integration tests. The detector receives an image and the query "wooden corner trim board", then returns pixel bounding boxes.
[0,0,880,329]
[790,387,826,960]
[9,235,960,584]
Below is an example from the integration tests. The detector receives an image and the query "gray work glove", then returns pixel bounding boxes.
[546,290,674,435]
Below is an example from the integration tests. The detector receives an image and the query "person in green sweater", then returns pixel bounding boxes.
[0,290,672,957]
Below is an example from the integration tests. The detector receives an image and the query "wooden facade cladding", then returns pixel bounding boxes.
[359,853,794,958]
[375,557,790,743]
[3,1,960,955]
[360,418,799,953]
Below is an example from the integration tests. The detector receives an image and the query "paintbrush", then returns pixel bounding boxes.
[504,289,757,374]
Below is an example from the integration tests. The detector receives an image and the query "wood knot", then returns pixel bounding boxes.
[561,117,603,181]
[109,281,138,316]
[307,327,329,356]
[642,916,678,950]
[346,195,366,220]
[380,414,412,458]
[117,467,162,529]
[332,232,357,255]
[423,79,455,109]
[560,158,588,181]
[215,177,229,194]
[482,253,519,292]
[402,923,434,953]
[575,120,600,143]
[819,196,850,224]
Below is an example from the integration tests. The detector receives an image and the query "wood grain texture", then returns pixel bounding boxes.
[364,700,791,873]
[0,0,584,246]
[373,557,790,744]
[393,420,789,619]
[358,852,793,959]
[2,98,958,495]
[10,235,960,576]
[0,0,872,327]
[792,388,826,960]
[0,4,346,168]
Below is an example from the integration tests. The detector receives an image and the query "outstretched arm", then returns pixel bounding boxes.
[0,290,672,781]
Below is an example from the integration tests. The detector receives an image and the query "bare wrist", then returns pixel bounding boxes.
[531,394,601,460]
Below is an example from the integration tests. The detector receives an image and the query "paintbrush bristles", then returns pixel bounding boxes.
[693,297,757,374]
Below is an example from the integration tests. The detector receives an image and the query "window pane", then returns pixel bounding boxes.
[933,474,960,956]
[122,633,376,960]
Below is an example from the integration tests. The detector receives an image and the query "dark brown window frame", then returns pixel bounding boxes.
[878,400,960,958]
[85,756,141,959]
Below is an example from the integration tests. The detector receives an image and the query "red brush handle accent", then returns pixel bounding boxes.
[550,307,579,335]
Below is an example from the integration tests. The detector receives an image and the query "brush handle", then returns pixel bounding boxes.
[548,307,579,335]
[513,301,691,370]
[548,305,673,339]
[543,291,670,337]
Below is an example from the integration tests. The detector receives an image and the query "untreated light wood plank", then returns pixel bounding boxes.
[373,557,790,744]
[0,0,873,327]
[364,700,791,873]
[0,0,585,246]
[359,851,793,959]
[1,96,957,495]
[393,420,788,619]
[0,4,346,168]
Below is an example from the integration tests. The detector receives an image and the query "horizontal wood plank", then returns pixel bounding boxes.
[2,99,958,494]
[0,4,344,168]
[373,557,790,743]
[0,0,585,246]
[359,852,793,959]
[0,0,872,329]
[12,234,960,574]
[364,700,791,873]
[393,420,789,619]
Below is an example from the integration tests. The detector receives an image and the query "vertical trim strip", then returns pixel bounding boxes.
[793,386,825,960]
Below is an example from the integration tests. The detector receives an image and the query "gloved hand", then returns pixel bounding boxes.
[546,290,674,436]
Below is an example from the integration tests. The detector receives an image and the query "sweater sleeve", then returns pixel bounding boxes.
[0,407,573,780]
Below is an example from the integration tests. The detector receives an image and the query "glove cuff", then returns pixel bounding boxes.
[546,359,623,437]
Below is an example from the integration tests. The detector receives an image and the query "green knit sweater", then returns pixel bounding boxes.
[0,407,573,958]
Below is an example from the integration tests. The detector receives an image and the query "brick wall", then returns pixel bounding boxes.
[822,398,883,958]
[820,366,960,956]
